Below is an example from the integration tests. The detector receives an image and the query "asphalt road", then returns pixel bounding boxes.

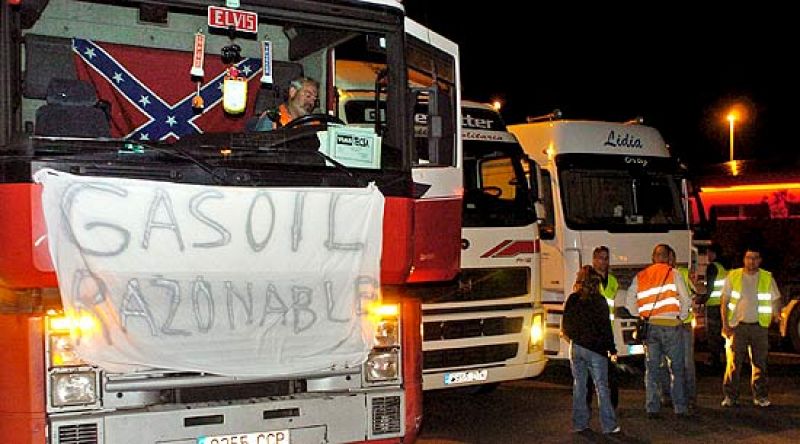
[418,351,800,443]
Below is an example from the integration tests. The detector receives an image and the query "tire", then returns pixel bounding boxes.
[789,306,800,353]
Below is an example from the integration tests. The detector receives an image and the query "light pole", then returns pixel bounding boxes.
[727,112,736,162]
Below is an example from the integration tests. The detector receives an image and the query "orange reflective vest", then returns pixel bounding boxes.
[278,103,292,126]
[635,263,681,319]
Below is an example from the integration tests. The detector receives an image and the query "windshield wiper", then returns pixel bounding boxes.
[118,141,230,185]
[31,136,230,185]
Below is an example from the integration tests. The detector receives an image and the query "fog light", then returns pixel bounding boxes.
[366,350,399,382]
[51,371,97,407]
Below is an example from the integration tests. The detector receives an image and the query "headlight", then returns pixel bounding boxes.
[51,371,97,407]
[366,350,399,382]
[529,313,544,350]
[49,334,85,367]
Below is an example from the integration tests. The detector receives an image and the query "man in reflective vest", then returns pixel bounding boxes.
[248,77,319,131]
[720,246,782,408]
[625,244,692,417]
[586,246,619,410]
[701,244,727,372]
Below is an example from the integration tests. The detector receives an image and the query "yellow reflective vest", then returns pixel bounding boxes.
[726,268,774,328]
[706,262,727,307]
[600,274,618,321]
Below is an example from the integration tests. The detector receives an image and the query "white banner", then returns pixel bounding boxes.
[34,169,384,377]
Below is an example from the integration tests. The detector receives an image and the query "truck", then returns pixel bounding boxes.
[0,1,462,443]
[417,101,546,391]
[332,79,547,391]
[688,162,800,352]
[509,118,692,359]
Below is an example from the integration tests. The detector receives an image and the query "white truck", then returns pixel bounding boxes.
[332,82,547,389]
[419,101,546,391]
[509,118,691,359]
[0,1,462,443]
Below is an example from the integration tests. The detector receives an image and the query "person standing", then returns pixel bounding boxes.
[562,265,620,434]
[625,244,692,418]
[586,246,619,410]
[701,244,727,373]
[720,246,782,408]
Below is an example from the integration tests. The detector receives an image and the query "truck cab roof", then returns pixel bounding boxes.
[508,120,669,165]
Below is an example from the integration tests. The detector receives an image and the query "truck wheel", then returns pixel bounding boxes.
[789,307,800,353]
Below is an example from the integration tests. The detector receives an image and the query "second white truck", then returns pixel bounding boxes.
[509,118,691,359]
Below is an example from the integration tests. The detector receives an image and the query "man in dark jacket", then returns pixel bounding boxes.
[562,265,620,434]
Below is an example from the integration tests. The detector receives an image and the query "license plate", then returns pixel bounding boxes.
[627,344,644,355]
[444,369,488,385]
[198,430,289,444]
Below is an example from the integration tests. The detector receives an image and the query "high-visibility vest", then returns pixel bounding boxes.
[278,103,292,126]
[706,262,727,307]
[726,268,774,328]
[677,267,696,325]
[600,274,618,320]
[636,263,681,319]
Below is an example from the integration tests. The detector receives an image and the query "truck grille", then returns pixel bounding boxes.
[423,343,518,370]
[371,396,402,435]
[423,316,523,341]
[56,423,99,444]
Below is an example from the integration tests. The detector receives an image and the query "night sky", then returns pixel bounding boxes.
[402,3,797,170]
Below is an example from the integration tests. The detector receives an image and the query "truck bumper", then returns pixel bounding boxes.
[48,390,404,444]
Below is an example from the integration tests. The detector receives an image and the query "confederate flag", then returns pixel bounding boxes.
[72,38,263,141]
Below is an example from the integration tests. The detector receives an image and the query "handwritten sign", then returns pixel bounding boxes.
[34,169,384,377]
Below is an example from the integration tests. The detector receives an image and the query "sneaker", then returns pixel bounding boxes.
[753,398,771,407]
[721,397,736,407]
[605,426,622,435]
[647,412,661,419]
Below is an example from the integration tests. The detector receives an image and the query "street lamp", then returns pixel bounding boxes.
[727,112,736,162]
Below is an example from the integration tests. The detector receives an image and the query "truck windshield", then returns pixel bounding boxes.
[11,3,410,191]
[462,141,535,227]
[557,153,686,231]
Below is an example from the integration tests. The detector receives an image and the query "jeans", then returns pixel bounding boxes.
[587,356,619,409]
[723,323,769,401]
[644,324,687,414]
[570,342,618,433]
[658,324,695,404]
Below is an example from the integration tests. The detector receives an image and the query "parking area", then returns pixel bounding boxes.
[419,351,800,443]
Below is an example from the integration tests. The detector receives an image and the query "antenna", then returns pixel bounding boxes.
[526,109,562,123]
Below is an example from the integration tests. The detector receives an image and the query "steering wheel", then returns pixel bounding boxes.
[282,113,345,129]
